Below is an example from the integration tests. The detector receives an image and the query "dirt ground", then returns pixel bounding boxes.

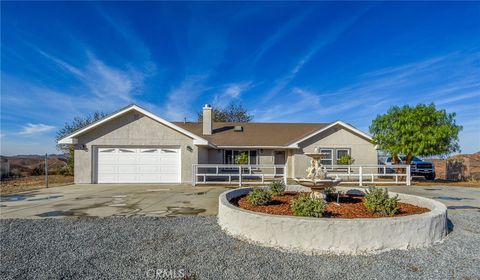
[0,175,74,195]
[411,178,480,188]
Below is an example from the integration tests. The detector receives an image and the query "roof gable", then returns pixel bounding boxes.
[57,105,208,145]
[287,121,373,148]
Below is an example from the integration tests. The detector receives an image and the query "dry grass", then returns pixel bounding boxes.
[412,179,480,188]
[0,175,74,195]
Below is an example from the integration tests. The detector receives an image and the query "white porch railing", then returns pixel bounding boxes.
[192,164,286,186]
[192,164,411,187]
[323,164,411,186]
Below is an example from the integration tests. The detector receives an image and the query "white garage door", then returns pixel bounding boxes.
[97,147,181,183]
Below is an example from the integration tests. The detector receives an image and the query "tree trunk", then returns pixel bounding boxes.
[405,153,413,165]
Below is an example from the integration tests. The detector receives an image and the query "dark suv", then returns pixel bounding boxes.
[385,156,436,180]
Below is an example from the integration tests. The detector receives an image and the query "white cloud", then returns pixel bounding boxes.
[212,82,252,107]
[36,49,148,106]
[261,7,371,103]
[162,75,210,121]
[19,123,55,135]
[255,88,321,122]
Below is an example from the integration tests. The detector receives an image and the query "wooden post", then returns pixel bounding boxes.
[45,153,48,188]
[406,165,411,186]
[359,166,363,186]
[238,166,242,187]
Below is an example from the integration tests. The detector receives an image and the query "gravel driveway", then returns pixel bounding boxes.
[1,211,480,280]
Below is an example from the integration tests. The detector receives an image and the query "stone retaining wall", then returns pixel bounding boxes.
[218,187,448,255]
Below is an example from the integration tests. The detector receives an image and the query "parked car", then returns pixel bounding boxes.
[385,156,436,180]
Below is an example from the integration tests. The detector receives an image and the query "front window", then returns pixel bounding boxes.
[320,149,333,165]
[223,150,258,165]
[336,149,350,164]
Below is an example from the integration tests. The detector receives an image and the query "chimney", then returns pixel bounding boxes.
[202,104,213,135]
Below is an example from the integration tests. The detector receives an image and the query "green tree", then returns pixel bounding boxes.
[369,103,462,164]
[55,111,108,175]
[197,103,253,122]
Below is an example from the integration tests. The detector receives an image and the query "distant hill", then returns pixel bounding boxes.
[1,154,68,177]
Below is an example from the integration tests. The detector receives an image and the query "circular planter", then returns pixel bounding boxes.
[217,187,448,255]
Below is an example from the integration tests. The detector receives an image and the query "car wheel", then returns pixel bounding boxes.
[425,173,435,180]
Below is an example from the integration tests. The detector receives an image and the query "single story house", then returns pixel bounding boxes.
[58,104,378,184]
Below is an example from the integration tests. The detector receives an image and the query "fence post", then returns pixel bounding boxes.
[359,166,363,187]
[45,153,48,188]
[406,165,411,186]
[192,164,196,187]
[238,166,242,187]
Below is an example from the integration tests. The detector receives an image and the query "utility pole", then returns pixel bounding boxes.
[45,153,48,188]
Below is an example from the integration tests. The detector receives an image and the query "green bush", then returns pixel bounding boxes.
[383,196,399,216]
[291,194,326,217]
[338,154,354,165]
[269,180,286,196]
[246,188,272,206]
[364,187,399,216]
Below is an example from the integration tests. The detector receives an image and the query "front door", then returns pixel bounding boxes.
[274,151,286,165]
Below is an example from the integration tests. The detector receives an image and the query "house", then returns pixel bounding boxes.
[58,104,378,184]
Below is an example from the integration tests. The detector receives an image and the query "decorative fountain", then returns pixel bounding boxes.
[294,147,342,199]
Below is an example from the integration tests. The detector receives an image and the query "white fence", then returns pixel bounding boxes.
[193,164,411,186]
[192,164,286,186]
[324,164,411,186]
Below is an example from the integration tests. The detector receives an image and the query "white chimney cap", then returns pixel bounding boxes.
[203,104,212,109]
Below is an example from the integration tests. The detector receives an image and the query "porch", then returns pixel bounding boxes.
[192,164,412,186]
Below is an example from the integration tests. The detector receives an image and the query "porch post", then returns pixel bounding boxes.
[359,166,363,187]
[283,165,287,185]
[238,166,242,187]
[406,165,411,186]
[192,164,196,187]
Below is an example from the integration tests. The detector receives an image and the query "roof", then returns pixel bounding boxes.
[57,104,372,148]
[174,122,328,147]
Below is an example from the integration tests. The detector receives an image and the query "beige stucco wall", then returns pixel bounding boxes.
[74,111,197,184]
[291,126,377,178]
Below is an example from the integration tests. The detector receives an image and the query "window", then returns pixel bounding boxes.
[320,149,333,165]
[317,148,352,165]
[336,149,350,164]
[223,150,258,165]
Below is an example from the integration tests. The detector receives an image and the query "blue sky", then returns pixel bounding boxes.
[1,2,479,156]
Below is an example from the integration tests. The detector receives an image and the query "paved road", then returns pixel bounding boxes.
[1,184,479,218]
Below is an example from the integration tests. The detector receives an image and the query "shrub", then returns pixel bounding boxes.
[269,180,286,196]
[246,188,272,206]
[338,154,354,165]
[364,187,399,216]
[383,196,399,216]
[291,194,325,217]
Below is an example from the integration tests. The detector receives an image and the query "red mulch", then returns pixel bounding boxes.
[232,192,430,219]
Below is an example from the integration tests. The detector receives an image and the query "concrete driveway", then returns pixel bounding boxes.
[0,184,229,219]
[1,184,478,219]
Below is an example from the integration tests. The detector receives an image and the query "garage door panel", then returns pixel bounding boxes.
[137,165,161,173]
[98,165,116,173]
[117,165,137,173]
[117,174,138,183]
[99,174,117,182]
[160,165,179,173]
[97,147,180,183]
[137,156,161,164]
